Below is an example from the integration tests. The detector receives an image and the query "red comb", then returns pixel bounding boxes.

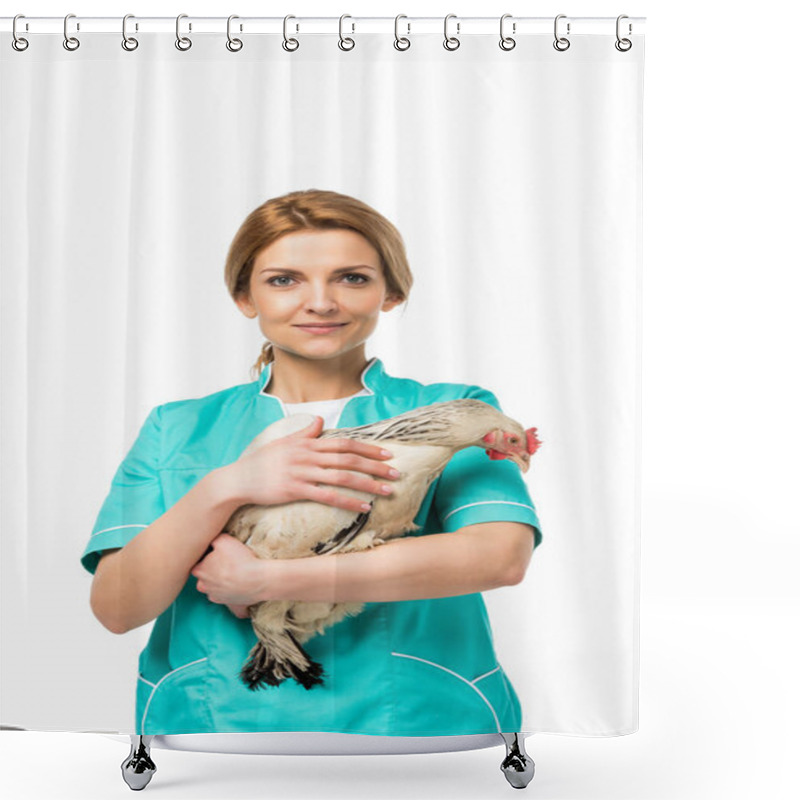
[525,427,542,455]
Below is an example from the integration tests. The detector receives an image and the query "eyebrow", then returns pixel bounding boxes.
[258,265,378,276]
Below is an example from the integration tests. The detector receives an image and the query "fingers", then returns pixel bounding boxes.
[301,478,379,513]
[314,450,400,481]
[308,464,394,498]
[315,436,393,462]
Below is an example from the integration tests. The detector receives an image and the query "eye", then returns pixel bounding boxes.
[342,273,369,284]
[509,437,518,444]
[266,275,295,287]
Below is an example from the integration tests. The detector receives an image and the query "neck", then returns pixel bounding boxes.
[266,348,370,403]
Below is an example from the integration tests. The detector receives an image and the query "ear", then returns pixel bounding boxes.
[381,293,404,313]
[234,291,258,319]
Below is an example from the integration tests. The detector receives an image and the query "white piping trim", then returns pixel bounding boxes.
[260,357,378,423]
[442,500,537,524]
[140,658,208,733]
[471,666,501,684]
[90,524,148,538]
[390,652,501,733]
[137,675,157,689]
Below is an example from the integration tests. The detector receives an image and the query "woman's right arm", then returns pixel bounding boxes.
[90,415,398,634]
[90,468,241,634]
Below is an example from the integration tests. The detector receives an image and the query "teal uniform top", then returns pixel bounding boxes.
[81,357,542,736]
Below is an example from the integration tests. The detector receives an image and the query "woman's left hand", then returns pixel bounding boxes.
[191,533,269,616]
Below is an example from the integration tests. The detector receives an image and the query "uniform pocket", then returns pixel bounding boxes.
[136,657,210,734]
[390,652,510,735]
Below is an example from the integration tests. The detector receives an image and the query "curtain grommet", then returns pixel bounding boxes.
[615,15,633,51]
[121,14,139,52]
[12,15,29,51]
[226,15,243,52]
[282,15,299,52]
[499,14,516,51]
[63,13,80,51]
[553,14,570,52]
[394,15,411,51]
[338,14,355,51]
[175,14,192,51]
[443,13,460,51]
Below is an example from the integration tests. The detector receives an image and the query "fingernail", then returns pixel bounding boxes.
[381,449,393,457]
[388,468,400,478]
[361,502,372,511]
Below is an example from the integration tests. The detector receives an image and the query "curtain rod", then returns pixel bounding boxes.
[1,16,646,37]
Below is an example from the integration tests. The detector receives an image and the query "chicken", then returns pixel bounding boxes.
[223,398,541,691]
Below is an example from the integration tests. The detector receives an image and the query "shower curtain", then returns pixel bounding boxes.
[0,16,644,741]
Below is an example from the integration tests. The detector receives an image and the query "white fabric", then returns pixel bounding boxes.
[0,30,643,736]
[280,389,372,430]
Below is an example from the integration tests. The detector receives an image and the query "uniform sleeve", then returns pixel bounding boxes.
[433,386,543,550]
[80,406,166,575]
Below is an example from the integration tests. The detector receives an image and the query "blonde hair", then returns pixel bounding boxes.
[224,189,414,379]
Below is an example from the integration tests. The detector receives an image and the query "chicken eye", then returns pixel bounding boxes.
[509,437,518,444]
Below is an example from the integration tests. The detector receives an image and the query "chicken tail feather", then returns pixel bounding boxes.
[240,630,325,691]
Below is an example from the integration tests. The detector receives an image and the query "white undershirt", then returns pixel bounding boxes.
[281,388,371,429]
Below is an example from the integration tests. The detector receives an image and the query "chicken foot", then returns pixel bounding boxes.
[241,615,325,691]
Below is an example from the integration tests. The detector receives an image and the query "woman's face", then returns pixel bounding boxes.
[236,229,402,361]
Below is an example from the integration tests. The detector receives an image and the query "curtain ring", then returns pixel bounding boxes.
[394,14,411,51]
[226,15,243,52]
[443,14,460,51]
[122,14,139,51]
[283,15,299,52]
[499,13,516,51]
[12,15,29,52]
[175,14,192,51]
[553,14,570,51]
[615,15,632,52]
[338,14,355,51]
[63,13,80,51]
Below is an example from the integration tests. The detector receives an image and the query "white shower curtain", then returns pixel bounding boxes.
[0,20,643,737]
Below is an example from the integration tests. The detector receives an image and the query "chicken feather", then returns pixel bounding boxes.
[223,398,540,690]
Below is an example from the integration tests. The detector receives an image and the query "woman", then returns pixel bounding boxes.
[81,189,542,736]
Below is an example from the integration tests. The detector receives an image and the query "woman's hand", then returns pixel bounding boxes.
[216,415,399,513]
[190,533,272,615]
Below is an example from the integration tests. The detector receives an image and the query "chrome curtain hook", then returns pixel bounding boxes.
[338,14,355,51]
[443,13,460,51]
[12,14,29,51]
[499,13,516,51]
[553,14,570,52]
[63,13,80,51]
[283,15,299,52]
[175,13,192,51]
[394,14,411,51]
[122,14,139,51]
[226,15,243,51]
[615,14,632,51]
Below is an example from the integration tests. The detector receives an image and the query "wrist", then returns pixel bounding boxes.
[257,556,336,603]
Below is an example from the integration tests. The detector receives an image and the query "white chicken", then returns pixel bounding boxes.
[223,398,541,691]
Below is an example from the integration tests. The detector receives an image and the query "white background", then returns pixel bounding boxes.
[1,2,798,800]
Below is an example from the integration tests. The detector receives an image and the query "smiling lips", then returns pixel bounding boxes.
[295,323,348,333]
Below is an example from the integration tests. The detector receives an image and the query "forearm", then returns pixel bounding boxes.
[91,467,241,633]
[261,525,531,604]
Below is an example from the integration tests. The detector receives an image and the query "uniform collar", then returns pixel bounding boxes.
[258,355,388,399]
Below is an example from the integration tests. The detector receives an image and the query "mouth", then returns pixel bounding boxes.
[294,323,349,334]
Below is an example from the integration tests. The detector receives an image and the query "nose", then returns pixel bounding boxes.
[304,281,340,315]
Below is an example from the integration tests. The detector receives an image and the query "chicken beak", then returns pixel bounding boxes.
[509,452,530,473]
